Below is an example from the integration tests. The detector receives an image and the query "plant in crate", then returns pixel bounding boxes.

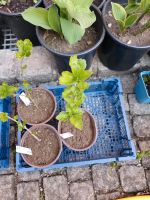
[21,0,105,73]
[98,0,150,71]
[56,55,97,151]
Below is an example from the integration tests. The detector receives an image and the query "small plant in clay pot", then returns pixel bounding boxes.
[22,0,105,73]
[56,55,97,151]
[143,74,150,96]
[0,112,62,168]
[98,0,150,71]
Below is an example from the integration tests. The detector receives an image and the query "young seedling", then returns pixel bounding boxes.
[16,39,33,75]
[111,0,150,33]
[144,74,150,85]
[0,82,18,99]
[0,112,41,141]
[22,0,96,44]
[56,55,93,130]
[137,151,150,160]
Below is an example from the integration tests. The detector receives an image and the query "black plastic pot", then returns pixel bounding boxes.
[36,5,105,73]
[0,0,42,46]
[98,0,150,71]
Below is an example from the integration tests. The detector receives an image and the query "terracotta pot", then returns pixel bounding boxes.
[17,87,56,125]
[21,124,62,168]
[58,110,98,151]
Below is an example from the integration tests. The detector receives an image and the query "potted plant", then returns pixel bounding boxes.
[21,0,105,73]
[98,0,150,71]
[56,55,97,151]
[0,112,62,168]
[0,81,57,125]
[43,0,106,10]
[135,71,150,103]
[0,0,42,45]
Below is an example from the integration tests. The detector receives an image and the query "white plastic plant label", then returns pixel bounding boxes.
[19,92,31,106]
[60,132,74,139]
[16,146,32,155]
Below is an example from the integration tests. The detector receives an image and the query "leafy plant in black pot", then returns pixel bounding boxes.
[0,0,42,45]
[22,0,105,73]
[98,0,150,71]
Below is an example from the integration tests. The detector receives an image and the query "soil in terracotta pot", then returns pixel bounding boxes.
[0,0,37,13]
[43,26,99,53]
[17,88,55,124]
[44,0,103,7]
[105,11,150,46]
[60,112,95,149]
[22,126,60,166]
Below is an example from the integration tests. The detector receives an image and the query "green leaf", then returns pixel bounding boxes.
[0,82,18,99]
[59,71,75,85]
[70,112,83,130]
[17,122,24,132]
[125,14,138,28]
[111,3,127,22]
[48,5,62,35]
[13,115,18,121]
[23,80,30,89]
[128,0,136,5]
[141,0,150,12]
[56,111,69,121]
[125,4,140,14]
[60,17,85,44]
[16,39,33,59]
[77,82,89,91]
[0,112,9,122]
[22,7,51,30]
[79,70,93,81]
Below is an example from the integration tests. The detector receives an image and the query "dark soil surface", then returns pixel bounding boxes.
[22,126,60,166]
[60,112,95,150]
[44,0,104,7]
[0,0,37,13]
[17,88,55,124]
[43,26,99,53]
[105,12,150,46]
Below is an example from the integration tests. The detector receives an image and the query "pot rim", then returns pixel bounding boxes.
[0,0,42,16]
[17,87,57,126]
[58,109,98,151]
[20,124,62,168]
[36,4,105,57]
[102,0,150,49]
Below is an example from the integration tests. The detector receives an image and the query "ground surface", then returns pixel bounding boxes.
[0,47,150,200]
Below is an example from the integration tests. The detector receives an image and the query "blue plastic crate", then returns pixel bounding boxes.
[16,78,136,172]
[0,97,11,169]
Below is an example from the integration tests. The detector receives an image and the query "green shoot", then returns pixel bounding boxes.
[0,82,18,99]
[137,151,150,160]
[0,112,41,141]
[56,55,92,130]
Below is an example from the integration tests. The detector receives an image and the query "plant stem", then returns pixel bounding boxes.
[7,115,41,142]
[135,11,147,25]
[134,19,150,35]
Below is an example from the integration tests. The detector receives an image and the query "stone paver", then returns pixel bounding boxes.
[142,157,150,169]
[67,166,90,182]
[0,175,15,200]
[42,168,66,176]
[96,192,121,200]
[121,74,137,94]
[139,141,150,151]
[133,115,150,138]
[17,171,41,182]
[119,166,147,192]
[146,170,150,190]
[17,181,40,200]
[70,181,94,200]
[129,94,150,115]
[43,175,69,200]
[92,165,119,193]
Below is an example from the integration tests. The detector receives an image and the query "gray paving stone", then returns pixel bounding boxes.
[146,170,150,190]
[121,74,137,94]
[92,165,119,193]
[142,157,150,168]
[139,141,150,151]
[96,192,121,200]
[133,115,150,138]
[17,181,40,200]
[67,166,90,182]
[0,175,15,200]
[42,168,66,176]
[70,181,94,200]
[119,166,147,192]
[129,94,150,115]
[17,171,41,182]
[124,94,129,111]
[0,50,17,83]
[15,46,58,82]
[43,175,69,200]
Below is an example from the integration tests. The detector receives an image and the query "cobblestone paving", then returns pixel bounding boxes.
[0,48,150,199]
